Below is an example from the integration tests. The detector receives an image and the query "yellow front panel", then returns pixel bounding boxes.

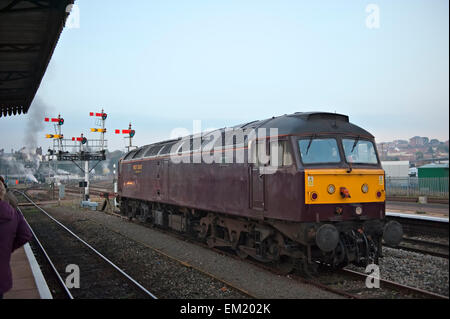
[305,169,385,204]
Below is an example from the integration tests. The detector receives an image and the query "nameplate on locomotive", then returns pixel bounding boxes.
[133,164,143,173]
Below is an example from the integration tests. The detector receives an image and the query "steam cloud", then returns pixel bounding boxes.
[24,97,49,151]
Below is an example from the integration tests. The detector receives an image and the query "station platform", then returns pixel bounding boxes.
[386,201,449,220]
[3,244,52,299]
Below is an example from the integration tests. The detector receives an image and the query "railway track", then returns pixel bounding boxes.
[212,245,449,299]
[98,207,448,299]
[386,214,449,238]
[15,192,157,299]
[17,189,449,299]
[391,237,449,259]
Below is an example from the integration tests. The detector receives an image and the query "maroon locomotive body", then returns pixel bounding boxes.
[118,112,402,273]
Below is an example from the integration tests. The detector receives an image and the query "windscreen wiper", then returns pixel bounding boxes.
[306,135,315,155]
[351,135,360,153]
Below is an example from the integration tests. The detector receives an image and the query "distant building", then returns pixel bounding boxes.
[418,163,449,194]
[418,163,449,178]
[409,136,429,147]
[430,139,440,146]
[381,161,410,177]
[393,140,409,147]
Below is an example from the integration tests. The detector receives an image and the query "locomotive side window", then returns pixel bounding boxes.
[269,140,293,167]
[144,145,163,157]
[342,139,378,164]
[124,150,137,160]
[298,138,340,164]
[176,139,190,154]
[192,137,202,151]
[133,146,148,159]
[249,139,269,167]
[159,142,177,155]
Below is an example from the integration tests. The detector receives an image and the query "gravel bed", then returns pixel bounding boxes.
[347,247,449,296]
[41,204,341,299]
[22,207,248,299]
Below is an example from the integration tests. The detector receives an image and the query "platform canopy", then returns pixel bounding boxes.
[0,0,74,117]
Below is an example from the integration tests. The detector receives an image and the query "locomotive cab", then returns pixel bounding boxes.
[289,127,403,267]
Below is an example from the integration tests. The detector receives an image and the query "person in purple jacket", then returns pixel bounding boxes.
[0,181,32,299]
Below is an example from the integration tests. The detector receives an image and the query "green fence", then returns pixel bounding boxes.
[385,177,449,198]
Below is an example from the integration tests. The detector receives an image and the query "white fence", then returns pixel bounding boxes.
[385,177,449,198]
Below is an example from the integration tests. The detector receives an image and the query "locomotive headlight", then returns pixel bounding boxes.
[361,183,369,193]
[327,184,335,194]
[355,206,363,215]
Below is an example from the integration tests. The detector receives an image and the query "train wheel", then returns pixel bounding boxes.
[236,247,248,260]
[207,237,216,248]
[300,260,319,278]
[276,256,295,275]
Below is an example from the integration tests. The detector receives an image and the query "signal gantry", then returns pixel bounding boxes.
[44,109,109,201]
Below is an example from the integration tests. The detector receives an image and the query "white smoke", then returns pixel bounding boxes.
[0,154,38,183]
[24,97,49,151]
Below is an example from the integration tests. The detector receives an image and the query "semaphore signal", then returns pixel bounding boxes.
[44,114,64,153]
[115,123,136,152]
[46,134,64,139]
[90,108,107,151]
[71,136,87,144]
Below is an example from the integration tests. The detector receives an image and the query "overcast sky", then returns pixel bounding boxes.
[1,0,448,152]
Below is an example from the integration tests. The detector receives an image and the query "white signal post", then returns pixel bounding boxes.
[56,114,63,151]
[44,114,65,184]
[115,123,136,153]
[113,123,136,208]
[44,114,65,154]
[85,110,108,201]
[81,132,89,201]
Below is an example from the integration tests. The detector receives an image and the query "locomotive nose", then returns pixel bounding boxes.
[383,220,403,246]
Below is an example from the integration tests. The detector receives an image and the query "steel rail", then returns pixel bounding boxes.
[18,191,157,299]
[403,237,449,249]
[110,210,450,299]
[341,269,449,299]
[103,207,449,299]
[103,210,354,299]
[17,207,74,299]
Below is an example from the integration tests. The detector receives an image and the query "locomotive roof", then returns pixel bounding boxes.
[233,112,373,137]
[124,112,374,159]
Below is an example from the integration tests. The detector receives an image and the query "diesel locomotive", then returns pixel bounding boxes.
[117,112,403,274]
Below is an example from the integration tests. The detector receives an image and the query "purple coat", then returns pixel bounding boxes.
[0,200,32,294]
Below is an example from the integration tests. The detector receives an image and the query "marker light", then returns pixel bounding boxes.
[311,192,318,201]
[376,191,382,198]
[361,183,369,193]
[327,184,336,194]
